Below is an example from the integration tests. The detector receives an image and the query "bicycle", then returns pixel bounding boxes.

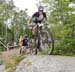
[19,38,32,55]
[29,23,54,55]
[20,46,26,55]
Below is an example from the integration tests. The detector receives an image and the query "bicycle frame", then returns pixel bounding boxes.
[36,23,48,49]
[29,23,54,55]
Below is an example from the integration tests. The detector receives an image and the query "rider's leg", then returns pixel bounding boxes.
[32,24,38,35]
[37,36,42,52]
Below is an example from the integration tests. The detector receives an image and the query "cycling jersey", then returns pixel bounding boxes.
[22,38,29,46]
[32,12,47,23]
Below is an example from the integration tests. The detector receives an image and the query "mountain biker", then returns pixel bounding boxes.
[19,36,23,47]
[21,35,29,53]
[29,5,48,35]
[28,5,48,51]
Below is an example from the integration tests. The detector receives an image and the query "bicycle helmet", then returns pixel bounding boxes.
[38,5,44,11]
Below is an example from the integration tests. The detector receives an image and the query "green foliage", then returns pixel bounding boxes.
[5,55,24,72]
[51,24,75,55]
[43,0,75,55]
[0,46,3,52]
[25,28,32,37]
[0,0,28,47]
[14,55,24,64]
[54,38,75,56]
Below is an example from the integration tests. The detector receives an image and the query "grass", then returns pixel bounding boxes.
[25,61,32,66]
[4,54,24,72]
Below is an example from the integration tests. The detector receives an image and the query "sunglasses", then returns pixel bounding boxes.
[39,10,43,12]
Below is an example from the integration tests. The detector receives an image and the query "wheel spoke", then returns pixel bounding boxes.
[29,29,54,55]
[40,29,54,54]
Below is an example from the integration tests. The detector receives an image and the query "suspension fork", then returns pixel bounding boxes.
[37,26,44,49]
[36,25,40,49]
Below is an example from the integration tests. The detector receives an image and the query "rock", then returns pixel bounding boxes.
[15,55,75,72]
[0,65,5,72]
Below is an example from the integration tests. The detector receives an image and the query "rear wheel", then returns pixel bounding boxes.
[20,46,26,55]
[29,36,40,55]
[29,38,36,54]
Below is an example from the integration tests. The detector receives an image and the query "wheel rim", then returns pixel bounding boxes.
[29,29,54,55]
[40,29,54,55]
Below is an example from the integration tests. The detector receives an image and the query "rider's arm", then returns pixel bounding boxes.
[28,17,32,24]
[28,13,36,24]
[43,12,48,24]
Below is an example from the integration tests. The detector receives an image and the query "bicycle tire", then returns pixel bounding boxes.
[29,28,54,55]
[20,46,26,55]
[40,29,54,55]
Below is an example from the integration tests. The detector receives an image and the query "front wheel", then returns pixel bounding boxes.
[40,29,54,55]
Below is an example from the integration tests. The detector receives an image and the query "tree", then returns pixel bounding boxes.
[0,0,28,49]
[42,0,75,55]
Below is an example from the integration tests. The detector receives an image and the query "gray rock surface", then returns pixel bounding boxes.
[0,65,5,72]
[15,55,75,72]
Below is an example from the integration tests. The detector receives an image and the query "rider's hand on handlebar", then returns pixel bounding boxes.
[45,21,49,25]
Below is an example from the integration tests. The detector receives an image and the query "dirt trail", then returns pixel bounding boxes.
[1,48,20,60]
[0,48,20,72]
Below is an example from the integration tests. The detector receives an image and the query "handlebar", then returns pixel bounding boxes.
[28,23,49,28]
